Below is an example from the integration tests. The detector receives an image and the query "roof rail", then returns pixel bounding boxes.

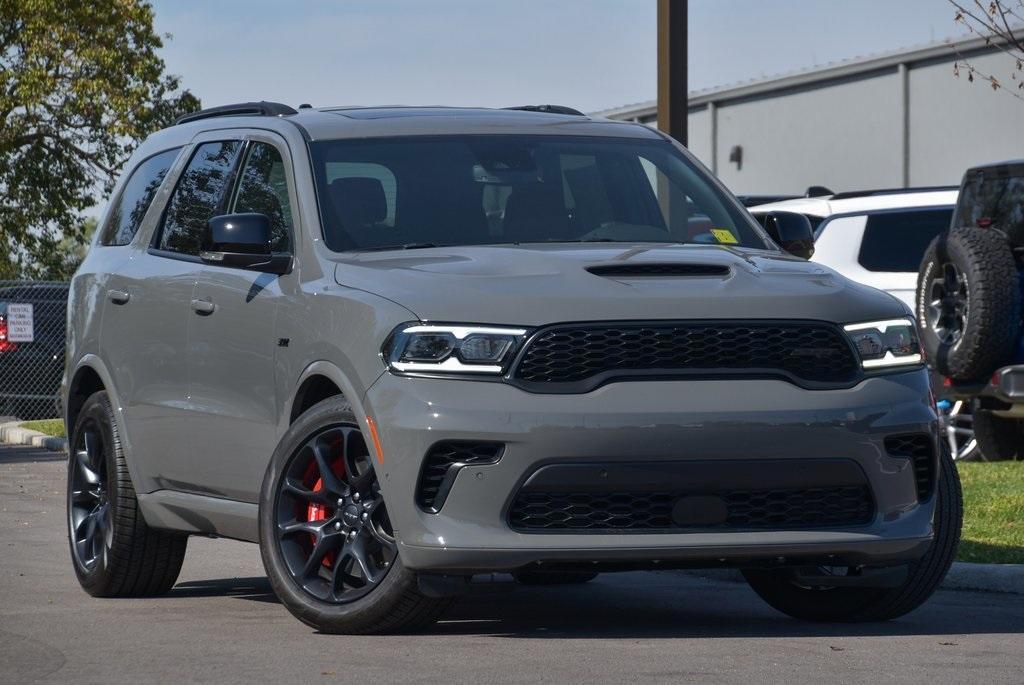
[174,101,299,126]
[504,104,585,116]
[829,185,959,200]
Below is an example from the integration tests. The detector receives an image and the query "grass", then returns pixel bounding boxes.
[18,418,66,438]
[956,461,1024,564]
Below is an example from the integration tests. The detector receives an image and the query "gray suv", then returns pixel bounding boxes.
[63,102,961,633]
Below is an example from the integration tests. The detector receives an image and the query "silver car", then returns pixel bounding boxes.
[63,102,961,633]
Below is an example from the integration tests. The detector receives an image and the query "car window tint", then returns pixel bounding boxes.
[231,142,293,252]
[324,162,397,227]
[158,141,242,255]
[858,208,954,272]
[100,148,181,246]
[955,167,1024,235]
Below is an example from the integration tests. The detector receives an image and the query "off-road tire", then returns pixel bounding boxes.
[258,396,452,634]
[742,442,962,622]
[68,391,188,597]
[916,229,1020,381]
[972,403,1024,461]
[513,570,599,585]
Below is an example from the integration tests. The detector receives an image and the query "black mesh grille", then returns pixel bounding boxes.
[885,434,935,501]
[586,264,729,277]
[417,442,504,511]
[508,486,874,531]
[512,322,858,388]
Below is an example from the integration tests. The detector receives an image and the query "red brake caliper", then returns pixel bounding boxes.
[304,453,345,568]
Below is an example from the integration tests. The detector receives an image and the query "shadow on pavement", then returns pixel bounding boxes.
[0,445,65,464]
[182,570,1024,639]
[171,577,278,603]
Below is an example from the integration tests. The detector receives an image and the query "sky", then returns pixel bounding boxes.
[151,0,971,114]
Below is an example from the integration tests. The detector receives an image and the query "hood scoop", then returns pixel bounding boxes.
[586,263,730,278]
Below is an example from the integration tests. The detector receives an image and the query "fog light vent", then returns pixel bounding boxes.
[884,434,935,501]
[416,441,504,512]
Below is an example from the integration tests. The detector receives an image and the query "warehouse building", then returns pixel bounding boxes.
[593,34,1024,195]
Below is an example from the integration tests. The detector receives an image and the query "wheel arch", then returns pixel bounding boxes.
[284,361,381,456]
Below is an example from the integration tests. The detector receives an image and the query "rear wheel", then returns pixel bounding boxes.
[972,404,1024,461]
[742,443,962,622]
[259,397,451,633]
[67,391,187,597]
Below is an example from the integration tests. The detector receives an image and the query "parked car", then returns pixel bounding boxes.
[0,282,69,420]
[916,160,1024,462]
[64,102,960,634]
[748,189,977,459]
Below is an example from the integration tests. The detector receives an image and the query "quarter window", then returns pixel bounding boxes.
[231,142,294,252]
[157,141,242,255]
[99,148,181,246]
[857,208,954,272]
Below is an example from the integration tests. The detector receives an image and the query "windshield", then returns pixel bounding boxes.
[310,135,770,251]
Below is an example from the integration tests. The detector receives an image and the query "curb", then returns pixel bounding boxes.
[0,420,67,453]
[678,561,1024,595]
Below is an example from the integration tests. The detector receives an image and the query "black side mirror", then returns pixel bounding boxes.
[762,211,815,259]
[201,213,291,274]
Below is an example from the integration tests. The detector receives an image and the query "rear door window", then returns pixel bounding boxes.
[857,208,954,272]
[100,148,181,246]
[157,141,243,256]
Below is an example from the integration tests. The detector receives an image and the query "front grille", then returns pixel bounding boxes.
[512,321,858,389]
[508,486,874,531]
[416,441,504,512]
[885,434,935,501]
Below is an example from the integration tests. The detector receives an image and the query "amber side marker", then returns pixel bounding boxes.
[365,416,385,464]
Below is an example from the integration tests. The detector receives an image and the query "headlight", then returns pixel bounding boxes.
[843,318,922,369]
[383,324,528,374]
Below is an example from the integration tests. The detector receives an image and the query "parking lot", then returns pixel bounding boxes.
[2,445,1022,684]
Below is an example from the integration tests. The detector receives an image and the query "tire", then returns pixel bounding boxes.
[514,570,599,585]
[972,403,1024,461]
[916,228,1020,381]
[67,390,187,597]
[742,442,962,622]
[258,396,451,634]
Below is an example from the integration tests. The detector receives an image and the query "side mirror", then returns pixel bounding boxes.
[201,213,291,274]
[762,211,815,259]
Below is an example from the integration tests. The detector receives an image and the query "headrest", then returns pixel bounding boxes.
[328,177,387,227]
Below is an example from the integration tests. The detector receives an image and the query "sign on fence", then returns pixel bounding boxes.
[6,303,34,342]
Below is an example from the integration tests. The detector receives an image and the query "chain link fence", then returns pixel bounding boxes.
[0,281,69,420]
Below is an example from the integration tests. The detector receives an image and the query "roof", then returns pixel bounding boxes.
[748,189,958,218]
[295,106,658,141]
[591,30,1024,119]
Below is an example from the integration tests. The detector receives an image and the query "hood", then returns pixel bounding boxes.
[332,243,905,326]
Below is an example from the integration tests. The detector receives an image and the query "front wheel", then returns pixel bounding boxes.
[259,397,451,634]
[742,442,962,622]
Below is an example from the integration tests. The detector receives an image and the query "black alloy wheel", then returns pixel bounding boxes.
[68,418,113,572]
[926,262,969,347]
[274,424,397,604]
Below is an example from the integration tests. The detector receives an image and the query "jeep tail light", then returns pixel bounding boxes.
[0,315,15,353]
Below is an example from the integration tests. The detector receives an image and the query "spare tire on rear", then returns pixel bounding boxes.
[916,228,1021,381]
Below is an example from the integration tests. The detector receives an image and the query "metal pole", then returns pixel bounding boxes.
[657,0,688,146]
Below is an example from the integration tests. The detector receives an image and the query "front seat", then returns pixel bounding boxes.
[502,184,570,244]
[327,177,388,248]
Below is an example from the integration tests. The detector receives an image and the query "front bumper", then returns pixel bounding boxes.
[363,370,938,573]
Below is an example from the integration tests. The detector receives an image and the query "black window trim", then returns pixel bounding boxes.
[98,146,184,247]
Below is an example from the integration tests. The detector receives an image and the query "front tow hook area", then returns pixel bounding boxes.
[788,565,910,589]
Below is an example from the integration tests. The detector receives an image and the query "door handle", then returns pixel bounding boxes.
[191,298,216,315]
[108,289,130,305]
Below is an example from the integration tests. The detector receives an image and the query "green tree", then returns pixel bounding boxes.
[0,0,200,279]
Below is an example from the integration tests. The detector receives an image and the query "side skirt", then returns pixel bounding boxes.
[137,490,259,542]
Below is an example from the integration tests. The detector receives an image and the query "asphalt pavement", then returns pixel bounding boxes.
[2,444,1023,684]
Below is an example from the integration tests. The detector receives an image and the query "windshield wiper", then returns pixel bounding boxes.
[355,242,441,252]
